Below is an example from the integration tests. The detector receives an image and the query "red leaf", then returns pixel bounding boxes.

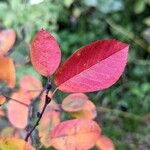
[30,29,61,77]
[0,29,16,56]
[54,40,128,92]
[50,119,101,150]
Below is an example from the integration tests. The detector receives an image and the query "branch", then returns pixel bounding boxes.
[25,94,51,141]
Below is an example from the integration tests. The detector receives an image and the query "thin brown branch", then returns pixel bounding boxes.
[25,94,51,141]
[24,86,57,142]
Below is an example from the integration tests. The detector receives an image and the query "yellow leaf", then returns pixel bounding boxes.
[0,137,35,150]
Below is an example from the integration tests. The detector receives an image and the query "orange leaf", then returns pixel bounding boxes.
[39,111,60,148]
[0,95,6,106]
[0,56,16,88]
[19,75,43,99]
[50,119,101,150]
[0,137,35,150]
[0,29,16,56]
[96,135,115,150]
[71,100,97,119]
[39,92,61,147]
[7,90,31,129]
[62,93,88,112]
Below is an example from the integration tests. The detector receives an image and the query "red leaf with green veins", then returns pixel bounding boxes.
[54,40,128,92]
[30,29,61,77]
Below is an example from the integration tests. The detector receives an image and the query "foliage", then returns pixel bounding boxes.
[0,27,127,149]
[0,0,150,149]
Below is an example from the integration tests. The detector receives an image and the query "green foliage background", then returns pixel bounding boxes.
[0,0,150,149]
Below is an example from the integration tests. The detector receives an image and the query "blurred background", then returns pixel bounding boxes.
[0,0,150,149]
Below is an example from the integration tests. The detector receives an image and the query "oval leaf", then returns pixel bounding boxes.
[39,94,60,148]
[54,40,128,92]
[39,111,60,148]
[30,29,61,77]
[62,93,88,112]
[71,100,97,119]
[19,75,43,99]
[96,135,115,150]
[7,91,31,129]
[0,29,16,56]
[0,56,16,88]
[0,137,35,150]
[50,119,101,150]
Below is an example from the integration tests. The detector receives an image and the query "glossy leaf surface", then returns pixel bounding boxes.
[30,29,61,77]
[54,40,128,92]
[0,29,16,56]
[0,56,16,88]
[50,119,101,150]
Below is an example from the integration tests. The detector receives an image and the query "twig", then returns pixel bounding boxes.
[25,94,51,141]
[24,85,58,142]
